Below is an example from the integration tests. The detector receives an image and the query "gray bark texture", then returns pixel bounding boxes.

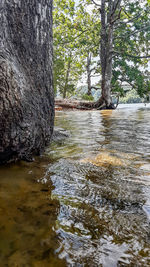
[99,0,114,108]
[86,53,92,96]
[0,0,54,164]
[94,0,121,109]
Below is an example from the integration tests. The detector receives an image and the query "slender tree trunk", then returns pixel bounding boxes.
[57,0,122,110]
[63,59,71,99]
[100,0,107,106]
[101,24,113,107]
[95,0,121,109]
[86,52,92,96]
[95,0,114,108]
[0,0,54,164]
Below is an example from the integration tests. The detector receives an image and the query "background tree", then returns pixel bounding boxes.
[54,0,150,109]
[85,0,150,108]
[53,0,100,98]
[112,0,150,99]
[0,0,54,164]
[53,0,84,98]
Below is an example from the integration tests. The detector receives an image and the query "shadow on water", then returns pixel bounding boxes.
[0,103,150,266]
[0,159,66,266]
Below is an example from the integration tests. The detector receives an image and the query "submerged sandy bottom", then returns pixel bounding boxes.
[0,103,150,266]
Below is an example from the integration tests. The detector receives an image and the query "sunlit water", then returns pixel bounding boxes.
[0,103,150,266]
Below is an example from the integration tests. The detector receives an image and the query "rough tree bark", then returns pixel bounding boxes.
[86,52,92,96]
[0,0,54,164]
[94,0,121,109]
[76,0,122,110]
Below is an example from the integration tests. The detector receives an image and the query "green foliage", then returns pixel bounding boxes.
[53,0,150,100]
[53,0,83,97]
[53,0,100,97]
[111,0,150,98]
[82,94,94,101]
[120,89,142,104]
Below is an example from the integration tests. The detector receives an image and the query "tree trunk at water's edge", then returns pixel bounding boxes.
[0,0,54,164]
[92,0,121,109]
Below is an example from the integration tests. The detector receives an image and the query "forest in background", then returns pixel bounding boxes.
[53,0,150,105]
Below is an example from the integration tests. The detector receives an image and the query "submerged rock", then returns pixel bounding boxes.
[52,128,70,143]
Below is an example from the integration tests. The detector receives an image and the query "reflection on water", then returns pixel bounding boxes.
[1,103,150,266]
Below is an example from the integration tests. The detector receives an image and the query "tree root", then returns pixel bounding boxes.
[55,98,116,110]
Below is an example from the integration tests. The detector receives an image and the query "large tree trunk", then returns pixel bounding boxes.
[95,0,114,109]
[0,0,54,164]
[100,23,114,108]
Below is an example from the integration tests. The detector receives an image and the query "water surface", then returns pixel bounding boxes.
[0,103,150,266]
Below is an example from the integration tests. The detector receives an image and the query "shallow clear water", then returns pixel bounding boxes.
[0,103,150,266]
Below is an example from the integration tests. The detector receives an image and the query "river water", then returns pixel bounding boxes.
[0,103,150,266]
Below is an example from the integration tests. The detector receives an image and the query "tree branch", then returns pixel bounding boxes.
[91,86,101,90]
[123,9,131,19]
[55,29,89,45]
[111,0,121,17]
[118,12,142,25]
[90,67,97,72]
[114,25,150,40]
[112,8,122,24]
[129,25,150,37]
[114,51,150,59]
[90,74,100,77]
[118,78,138,90]
[91,0,101,7]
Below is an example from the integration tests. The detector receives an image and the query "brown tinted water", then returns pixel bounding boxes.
[0,103,150,266]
